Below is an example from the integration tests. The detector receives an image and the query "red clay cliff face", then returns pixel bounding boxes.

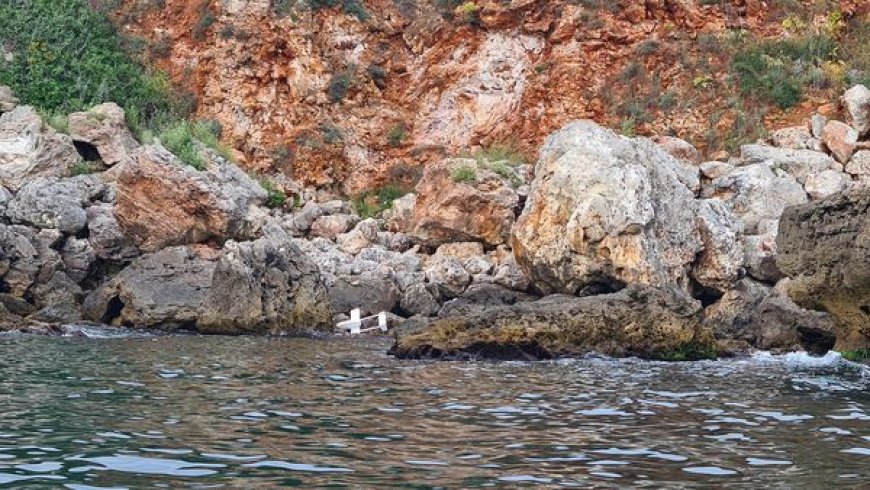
[110,0,860,194]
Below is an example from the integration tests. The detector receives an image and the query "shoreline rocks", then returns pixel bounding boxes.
[3,83,870,361]
[777,189,870,350]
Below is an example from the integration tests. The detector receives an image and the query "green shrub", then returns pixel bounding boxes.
[387,125,407,147]
[39,110,70,134]
[259,178,287,209]
[71,161,100,176]
[158,121,231,170]
[474,143,529,166]
[275,0,369,20]
[731,35,837,109]
[635,39,660,56]
[840,349,870,363]
[0,0,189,129]
[192,1,216,41]
[328,68,355,103]
[451,165,477,183]
[352,184,405,218]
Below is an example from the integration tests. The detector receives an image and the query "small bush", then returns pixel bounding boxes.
[71,161,100,176]
[454,2,481,25]
[840,349,870,363]
[328,68,355,103]
[192,1,216,41]
[731,34,837,109]
[451,165,477,183]
[259,178,287,209]
[387,125,407,147]
[39,110,70,134]
[320,124,344,144]
[352,184,405,218]
[474,143,529,166]
[635,39,660,56]
[158,120,231,170]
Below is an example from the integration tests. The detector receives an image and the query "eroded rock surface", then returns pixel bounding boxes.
[777,189,870,349]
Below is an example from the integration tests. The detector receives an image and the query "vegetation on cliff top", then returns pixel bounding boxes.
[0,0,231,170]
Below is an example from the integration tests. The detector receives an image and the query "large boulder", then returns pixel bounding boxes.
[511,121,702,295]
[842,84,870,138]
[409,158,521,247]
[68,103,139,166]
[0,106,81,191]
[822,120,859,164]
[692,199,744,293]
[0,225,63,298]
[739,144,837,185]
[326,273,399,317]
[390,286,713,361]
[776,189,870,349]
[5,176,105,234]
[749,279,837,355]
[702,162,807,282]
[86,203,140,260]
[114,145,267,252]
[84,235,332,333]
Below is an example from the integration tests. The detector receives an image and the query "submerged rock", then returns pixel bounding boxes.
[390,286,712,361]
[777,189,870,349]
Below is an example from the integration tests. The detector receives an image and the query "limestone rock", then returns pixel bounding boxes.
[822,120,859,164]
[804,169,851,200]
[424,254,471,300]
[842,84,870,137]
[769,126,811,150]
[702,278,770,345]
[776,189,870,349]
[692,199,744,293]
[699,161,734,180]
[68,103,139,166]
[0,225,63,298]
[0,106,81,191]
[383,193,416,233]
[6,176,105,234]
[399,283,441,317]
[846,150,870,177]
[336,218,380,255]
[702,163,806,234]
[60,237,95,284]
[739,144,836,184]
[310,213,360,240]
[114,145,267,252]
[391,286,712,361]
[327,273,399,317]
[652,135,700,163]
[410,158,520,247]
[434,241,485,260]
[84,237,332,333]
[512,121,702,295]
[750,279,837,355]
[86,203,140,260]
[0,86,17,113]
[198,236,333,334]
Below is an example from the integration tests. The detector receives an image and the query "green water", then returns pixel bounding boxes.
[0,331,868,488]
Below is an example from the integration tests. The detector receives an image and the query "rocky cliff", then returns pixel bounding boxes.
[106,0,870,196]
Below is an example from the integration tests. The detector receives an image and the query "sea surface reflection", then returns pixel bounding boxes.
[0,333,868,488]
